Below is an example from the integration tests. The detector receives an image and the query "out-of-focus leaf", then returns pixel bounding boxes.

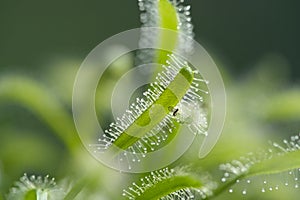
[0,76,80,154]
[264,90,300,121]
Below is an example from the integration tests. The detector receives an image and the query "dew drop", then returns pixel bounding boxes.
[229,189,233,193]
[185,5,191,11]
[184,11,190,16]
[242,190,247,195]
[285,182,289,186]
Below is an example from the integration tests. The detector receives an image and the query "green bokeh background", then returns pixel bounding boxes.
[1,0,299,77]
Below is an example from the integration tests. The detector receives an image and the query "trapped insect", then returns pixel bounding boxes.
[168,106,179,116]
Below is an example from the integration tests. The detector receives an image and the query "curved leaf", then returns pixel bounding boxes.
[0,76,80,154]
[213,134,300,198]
[122,168,211,200]
[135,175,202,200]
[112,67,194,151]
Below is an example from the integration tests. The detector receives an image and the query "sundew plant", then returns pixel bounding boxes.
[0,0,300,200]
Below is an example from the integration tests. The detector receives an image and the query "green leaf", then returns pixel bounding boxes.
[156,0,179,64]
[24,190,36,200]
[135,175,202,200]
[212,136,300,198]
[6,174,62,200]
[247,150,300,177]
[264,90,300,121]
[63,178,87,200]
[0,76,80,154]
[139,0,193,66]
[123,168,206,200]
[111,66,194,152]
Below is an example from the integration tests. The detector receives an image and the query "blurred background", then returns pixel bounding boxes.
[0,0,299,199]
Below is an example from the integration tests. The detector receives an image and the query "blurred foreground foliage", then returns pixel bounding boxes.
[0,51,299,199]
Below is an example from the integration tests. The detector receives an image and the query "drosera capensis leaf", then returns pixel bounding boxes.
[212,133,300,198]
[6,174,64,200]
[91,54,208,167]
[135,176,201,200]
[112,66,194,151]
[121,134,300,200]
[156,0,178,64]
[63,177,89,200]
[131,0,195,166]
[122,167,217,200]
[106,0,198,162]
[138,0,194,65]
